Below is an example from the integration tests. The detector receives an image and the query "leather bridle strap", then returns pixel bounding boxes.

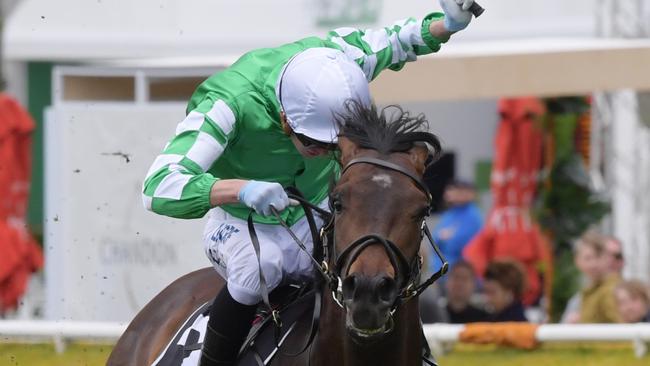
[247,212,276,326]
[342,157,432,203]
[405,221,449,299]
[246,192,329,359]
[333,234,410,289]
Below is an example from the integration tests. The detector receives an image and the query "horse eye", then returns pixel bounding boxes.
[332,199,344,213]
[414,206,430,220]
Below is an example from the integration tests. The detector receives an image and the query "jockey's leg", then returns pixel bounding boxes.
[200,202,326,365]
[200,287,256,366]
[201,213,285,366]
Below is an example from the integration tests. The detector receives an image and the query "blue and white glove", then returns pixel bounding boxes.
[238,180,290,216]
[439,0,474,32]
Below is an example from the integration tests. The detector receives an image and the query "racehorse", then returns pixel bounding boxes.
[107,100,447,366]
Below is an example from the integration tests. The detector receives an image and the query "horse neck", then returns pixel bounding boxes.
[313,293,423,366]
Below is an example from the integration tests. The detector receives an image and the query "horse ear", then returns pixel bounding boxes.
[338,137,359,166]
[408,144,429,176]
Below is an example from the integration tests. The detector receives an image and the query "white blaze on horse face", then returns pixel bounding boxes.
[371,174,392,189]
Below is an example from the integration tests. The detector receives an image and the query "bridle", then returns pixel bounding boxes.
[244,153,449,361]
[321,157,449,315]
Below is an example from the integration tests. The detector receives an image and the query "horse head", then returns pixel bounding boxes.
[326,100,442,341]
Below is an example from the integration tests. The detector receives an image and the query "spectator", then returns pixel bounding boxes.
[419,283,450,324]
[444,260,487,323]
[561,233,625,323]
[484,259,528,322]
[574,230,620,323]
[614,280,650,323]
[430,180,483,275]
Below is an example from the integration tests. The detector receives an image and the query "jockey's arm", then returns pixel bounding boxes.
[325,0,474,82]
[204,19,471,210]
[209,179,248,206]
[428,19,454,40]
[209,179,290,217]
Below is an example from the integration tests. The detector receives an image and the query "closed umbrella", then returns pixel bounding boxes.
[464,97,551,306]
[0,94,43,313]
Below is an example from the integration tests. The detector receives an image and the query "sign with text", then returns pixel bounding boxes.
[44,104,208,322]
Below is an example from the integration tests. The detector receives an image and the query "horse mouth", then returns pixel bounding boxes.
[345,311,391,341]
[348,324,387,338]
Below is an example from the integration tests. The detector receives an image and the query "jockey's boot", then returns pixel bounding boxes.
[200,287,257,366]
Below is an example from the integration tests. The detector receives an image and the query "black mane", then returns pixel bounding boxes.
[336,99,442,158]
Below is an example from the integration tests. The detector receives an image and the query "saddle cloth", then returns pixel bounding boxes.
[151,286,316,366]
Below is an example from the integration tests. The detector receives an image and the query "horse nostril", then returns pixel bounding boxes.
[377,276,397,303]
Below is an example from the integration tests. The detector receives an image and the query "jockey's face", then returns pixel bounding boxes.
[289,134,332,157]
[280,112,336,158]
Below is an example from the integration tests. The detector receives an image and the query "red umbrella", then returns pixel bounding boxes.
[0,94,43,313]
[463,97,551,305]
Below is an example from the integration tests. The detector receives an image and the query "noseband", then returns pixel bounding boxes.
[322,157,449,313]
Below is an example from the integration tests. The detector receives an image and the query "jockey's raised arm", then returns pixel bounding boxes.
[326,13,449,81]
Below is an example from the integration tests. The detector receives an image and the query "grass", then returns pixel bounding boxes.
[0,342,648,365]
[438,343,649,366]
[0,343,111,366]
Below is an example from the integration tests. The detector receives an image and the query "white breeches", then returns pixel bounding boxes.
[202,201,327,305]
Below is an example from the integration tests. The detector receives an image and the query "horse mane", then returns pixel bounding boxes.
[336,99,442,159]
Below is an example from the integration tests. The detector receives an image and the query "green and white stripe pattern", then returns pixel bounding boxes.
[142,12,447,224]
[328,13,446,81]
[142,99,236,219]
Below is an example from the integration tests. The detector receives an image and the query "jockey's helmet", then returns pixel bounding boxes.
[277,47,371,144]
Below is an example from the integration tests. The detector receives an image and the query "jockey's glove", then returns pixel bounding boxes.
[238,180,290,216]
[439,0,474,32]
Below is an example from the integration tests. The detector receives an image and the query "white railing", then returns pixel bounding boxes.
[423,323,650,358]
[0,320,126,353]
[0,320,126,339]
[1,321,650,357]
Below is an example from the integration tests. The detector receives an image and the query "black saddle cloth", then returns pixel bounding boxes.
[153,284,317,366]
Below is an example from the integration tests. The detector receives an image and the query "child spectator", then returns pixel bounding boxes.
[574,230,620,323]
[562,233,624,323]
[484,259,528,322]
[614,280,650,323]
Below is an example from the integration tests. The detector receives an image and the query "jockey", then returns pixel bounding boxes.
[142,1,476,365]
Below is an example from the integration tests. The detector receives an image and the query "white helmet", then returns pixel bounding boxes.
[277,47,371,144]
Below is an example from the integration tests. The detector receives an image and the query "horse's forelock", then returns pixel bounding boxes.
[336,99,441,158]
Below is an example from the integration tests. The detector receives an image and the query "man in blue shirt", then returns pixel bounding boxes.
[431,180,483,274]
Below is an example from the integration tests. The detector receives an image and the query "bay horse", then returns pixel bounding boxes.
[107,101,447,366]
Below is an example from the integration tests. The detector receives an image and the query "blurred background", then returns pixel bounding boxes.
[1,0,650,364]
